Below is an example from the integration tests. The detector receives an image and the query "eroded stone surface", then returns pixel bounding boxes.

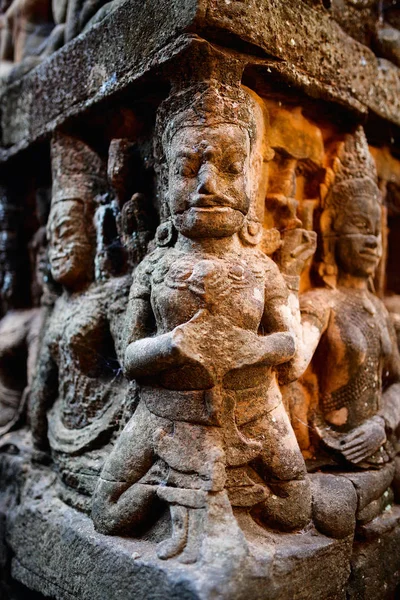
[1,1,400,599]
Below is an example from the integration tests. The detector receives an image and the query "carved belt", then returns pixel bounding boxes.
[141,379,280,426]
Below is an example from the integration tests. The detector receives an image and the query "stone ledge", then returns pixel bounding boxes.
[8,495,351,600]
[0,0,400,164]
[0,448,351,600]
[204,0,400,127]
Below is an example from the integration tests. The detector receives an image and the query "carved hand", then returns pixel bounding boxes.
[338,416,387,465]
[169,312,295,375]
[277,228,317,277]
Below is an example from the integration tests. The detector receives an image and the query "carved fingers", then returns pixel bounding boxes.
[339,417,387,464]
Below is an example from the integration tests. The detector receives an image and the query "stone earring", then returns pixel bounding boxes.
[319,236,338,289]
[155,219,176,247]
[239,218,263,246]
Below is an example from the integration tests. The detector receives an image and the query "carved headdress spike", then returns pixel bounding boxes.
[321,125,380,213]
[330,125,378,188]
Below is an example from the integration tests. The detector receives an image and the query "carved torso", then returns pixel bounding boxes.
[131,245,289,430]
[302,286,393,431]
[46,279,127,434]
[149,247,267,334]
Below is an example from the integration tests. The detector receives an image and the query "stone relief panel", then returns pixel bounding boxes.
[0,0,123,83]
[315,0,400,68]
[29,132,137,511]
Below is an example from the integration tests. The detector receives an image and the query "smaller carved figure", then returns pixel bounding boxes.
[0,189,50,437]
[92,84,312,564]
[0,0,54,80]
[292,126,400,538]
[0,0,120,82]
[265,103,324,234]
[30,133,130,510]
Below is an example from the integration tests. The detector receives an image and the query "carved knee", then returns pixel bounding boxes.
[309,473,357,539]
[252,478,312,532]
[92,479,157,536]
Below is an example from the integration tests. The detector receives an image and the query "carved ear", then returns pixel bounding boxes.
[318,234,337,289]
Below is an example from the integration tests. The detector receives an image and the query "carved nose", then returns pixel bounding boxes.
[197,166,217,195]
[365,236,378,249]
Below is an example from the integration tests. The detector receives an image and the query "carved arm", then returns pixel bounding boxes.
[380,319,400,435]
[29,331,58,451]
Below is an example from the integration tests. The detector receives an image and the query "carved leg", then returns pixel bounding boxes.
[92,400,170,535]
[242,402,311,531]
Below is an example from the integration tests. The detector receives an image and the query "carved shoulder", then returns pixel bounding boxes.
[260,253,290,302]
[130,247,175,298]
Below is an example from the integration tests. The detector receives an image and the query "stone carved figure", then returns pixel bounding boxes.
[0,186,47,437]
[292,126,400,538]
[30,133,130,510]
[0,0,54,80]
[92,84,312,564]
[265,102,325,235]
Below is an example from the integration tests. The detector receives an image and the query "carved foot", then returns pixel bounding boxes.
[309,473,357,539]
[156,502,204,564]
[157,504,189,560]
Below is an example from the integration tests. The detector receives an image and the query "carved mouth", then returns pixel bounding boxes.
[188,206,232,213]
[178,206,242,216]
[359,251,379,260]
[51,254,68,263]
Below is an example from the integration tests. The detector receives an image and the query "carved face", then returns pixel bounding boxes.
[167,124,251,239]
[333,191,382,278]
[47,200,93,289]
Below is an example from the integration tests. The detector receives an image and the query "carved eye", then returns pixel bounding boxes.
[353,219,369,231]
[175,157,198,177]
[224,160,243,175]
